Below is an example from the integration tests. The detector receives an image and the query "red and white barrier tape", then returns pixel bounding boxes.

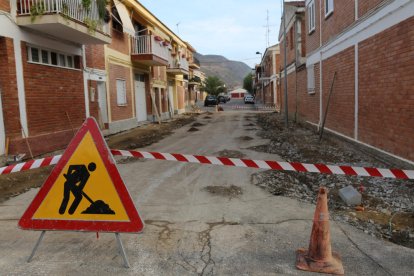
[0,155,62,175]
[110,150,414,180]
[222,105,276,110]
[1,150,413,180]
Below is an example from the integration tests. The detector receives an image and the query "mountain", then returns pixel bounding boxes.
[194,53,252,89]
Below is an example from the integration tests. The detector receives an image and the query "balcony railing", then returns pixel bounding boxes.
[193,57,200,67]
[131,35,169,61]
[17,0,103,27]
[168,54,189,73]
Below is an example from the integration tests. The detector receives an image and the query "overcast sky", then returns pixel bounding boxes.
[138,0,283,68]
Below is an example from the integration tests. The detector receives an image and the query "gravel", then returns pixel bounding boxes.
[251,113,414,248]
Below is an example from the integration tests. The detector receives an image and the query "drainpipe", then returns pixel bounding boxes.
[318,0,323,129]
[283,0,289,127]
[82,45,90,118]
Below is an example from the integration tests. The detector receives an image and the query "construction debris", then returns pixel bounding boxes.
[339,186,362,206]
[251,113,414,249]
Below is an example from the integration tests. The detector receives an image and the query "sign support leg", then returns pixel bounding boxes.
[27,231,46,262]
[115,233,130,268]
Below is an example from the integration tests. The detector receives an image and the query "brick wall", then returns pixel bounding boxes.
[306,0,321,54]
[85,45,105,70]
[152,66,167,82]
[263,83,273,105]
[280,71,297,120]
[300,18,307,57]
[321,46,355,137]
[0,0,10,12]
[161,88,167,113]
[109,29,129,55]
[358,0,386,18]
[297,63,320,124]
[358,17,414,161]
[280,25,298,68]
[5,41,86,156]
[108,63,133,121]
[322,0,355,45]
[22,42,85,136]
[0,37,21,139]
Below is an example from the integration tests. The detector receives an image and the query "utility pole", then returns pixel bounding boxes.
[282,0,289,127]
[266,10,270,47]
[176,22,180,35]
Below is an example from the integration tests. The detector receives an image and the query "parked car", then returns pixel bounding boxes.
[244,95,255,104]
[217,95,227,103]
[204,95,218,106]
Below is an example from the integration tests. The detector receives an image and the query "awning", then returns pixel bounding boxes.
[113,0,135,36]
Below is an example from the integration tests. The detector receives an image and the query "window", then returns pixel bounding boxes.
[325,0,334,17]
[31,48,39,62]
[67,56,73,68]
[307,64,315,94]
[27,45,78,69]
[51,52,58,65]
[59,54,66,67]
[116,79,127,106]
[308,0,316,33]
[41,50,49,64]
[289,28,294,50]
[90,87,95,102]
[135,74,145,82]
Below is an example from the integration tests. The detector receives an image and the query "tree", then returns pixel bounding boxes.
[201,76,225,96]
[243,73,253,93]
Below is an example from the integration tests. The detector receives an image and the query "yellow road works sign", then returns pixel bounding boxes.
[19,117,144,233]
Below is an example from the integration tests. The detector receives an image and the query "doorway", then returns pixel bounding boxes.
[135,74,147,122]
[97,82,108,127]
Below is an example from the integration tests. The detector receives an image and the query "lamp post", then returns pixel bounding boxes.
[256,51,263,104]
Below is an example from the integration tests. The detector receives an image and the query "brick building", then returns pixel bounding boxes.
[90,0,194,132]
[255,44,281,108]
[0,0,196,157]
[0,0,110,156]
[279,0,414,164]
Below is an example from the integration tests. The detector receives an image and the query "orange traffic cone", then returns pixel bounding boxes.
[296,187,344,275]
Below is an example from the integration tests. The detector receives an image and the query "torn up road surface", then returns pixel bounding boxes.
[0,111,413,275]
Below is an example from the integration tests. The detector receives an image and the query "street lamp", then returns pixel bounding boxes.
[256,51,263,104]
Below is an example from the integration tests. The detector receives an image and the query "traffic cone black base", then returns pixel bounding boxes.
[296,248,344,275]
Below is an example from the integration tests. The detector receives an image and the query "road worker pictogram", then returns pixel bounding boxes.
[19,117,144,233]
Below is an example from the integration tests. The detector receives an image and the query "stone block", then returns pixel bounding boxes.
[339,185,362,206]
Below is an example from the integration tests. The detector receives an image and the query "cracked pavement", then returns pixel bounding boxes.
[0,106,413,275]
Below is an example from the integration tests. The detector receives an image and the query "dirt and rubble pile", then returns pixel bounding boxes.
[252,113,414,248]
[0,115,197,202]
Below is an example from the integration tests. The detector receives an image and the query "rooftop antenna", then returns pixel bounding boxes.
[266,10,270,47]
[176,22,181,35]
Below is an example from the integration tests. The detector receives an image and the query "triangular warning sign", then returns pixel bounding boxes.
[19,117,144,233]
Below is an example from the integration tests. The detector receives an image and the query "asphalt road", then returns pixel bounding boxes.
[0,109,413,275]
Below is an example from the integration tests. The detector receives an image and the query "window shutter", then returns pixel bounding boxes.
[116,79,127,105]
[307,65,315,93]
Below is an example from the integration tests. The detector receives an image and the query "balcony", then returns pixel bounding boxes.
[167,54,189,75]
[189,57,200,69]
[131,35,169,66]
[16,0,111,44]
